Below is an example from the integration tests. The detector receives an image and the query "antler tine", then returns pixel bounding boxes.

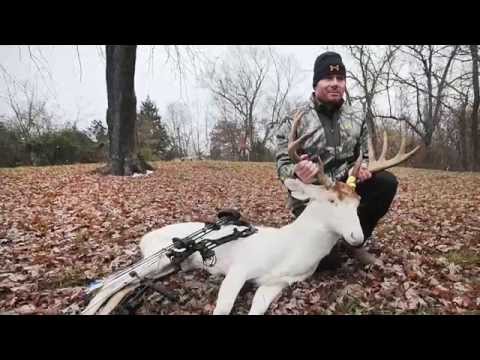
[368,130,376,161]
[378,131,388,162]
[316,156,334,188]
[288,110,317,163]
[367,131,420,173]
[350,149,363,178]
[398,133,406,154]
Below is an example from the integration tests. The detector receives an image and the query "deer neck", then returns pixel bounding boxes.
[287,203,339,247]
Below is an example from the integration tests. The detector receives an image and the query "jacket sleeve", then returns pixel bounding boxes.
[274,117,296,183]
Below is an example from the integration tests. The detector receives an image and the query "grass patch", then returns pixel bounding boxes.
[335,296,366,314]
[37,268,88,290]
[445,249,480,267]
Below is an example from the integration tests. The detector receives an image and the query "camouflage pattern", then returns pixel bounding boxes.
[275,93,369,211]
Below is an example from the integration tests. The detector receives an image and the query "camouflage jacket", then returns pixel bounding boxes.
[275,93,368,210]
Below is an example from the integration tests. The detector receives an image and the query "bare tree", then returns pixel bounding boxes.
[259,49,301,148]
[457,94,470,170]
[390,45,460,146]
[203,108,212,158]
[191,125,203,158]
[165,101,193,158]
[470,45,479,171]
[344,45,398,147]
[1,78,55,142]
[0,75,58,166]
[187,100,208,159]
[201,46,300,161]
[201,46,271,160]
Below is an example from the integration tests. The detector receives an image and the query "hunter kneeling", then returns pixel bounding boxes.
[275,51,419,269]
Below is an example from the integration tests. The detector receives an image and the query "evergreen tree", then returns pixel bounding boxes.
[137,96,172,160]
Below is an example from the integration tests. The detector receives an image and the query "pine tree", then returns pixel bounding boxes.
[137,96,172,160]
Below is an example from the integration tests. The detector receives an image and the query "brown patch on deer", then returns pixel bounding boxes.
[333,182,360,201]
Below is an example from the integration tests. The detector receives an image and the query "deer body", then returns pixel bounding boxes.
[139,180,364,315]
[141,221,339,285]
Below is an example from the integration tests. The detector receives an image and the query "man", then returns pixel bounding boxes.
[275,51,398,268]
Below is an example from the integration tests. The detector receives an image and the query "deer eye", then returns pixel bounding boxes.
[329,199,335,204]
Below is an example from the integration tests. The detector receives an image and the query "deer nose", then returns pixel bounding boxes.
[350,232,364,247]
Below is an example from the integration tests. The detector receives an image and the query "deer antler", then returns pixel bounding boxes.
[350,150,364,178]
[288,110,333,188]
[288,110,318,162]
[367,131,420,173]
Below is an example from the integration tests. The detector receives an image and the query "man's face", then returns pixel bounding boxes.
[314,74,346,105]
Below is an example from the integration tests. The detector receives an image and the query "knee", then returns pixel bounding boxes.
[374,171,398,196]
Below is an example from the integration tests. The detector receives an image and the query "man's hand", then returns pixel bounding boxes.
[294,154,319,184]
[350,163,372,183]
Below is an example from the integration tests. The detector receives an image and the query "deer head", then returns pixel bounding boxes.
[284,178,364,246]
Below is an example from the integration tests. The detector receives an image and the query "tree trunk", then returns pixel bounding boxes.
[362,99,378,155]
[458,101,468,171]
[100,45,153,176]
[470,45,479,171]
[424,120,434,147]
[366,98,377,146]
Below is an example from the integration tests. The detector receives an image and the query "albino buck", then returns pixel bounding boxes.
[82,112,419,315]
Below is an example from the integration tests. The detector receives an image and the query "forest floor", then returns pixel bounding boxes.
[1,161,479,315]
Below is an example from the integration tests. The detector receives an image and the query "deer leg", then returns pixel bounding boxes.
[213,267,247,315]
[248,283,286,315]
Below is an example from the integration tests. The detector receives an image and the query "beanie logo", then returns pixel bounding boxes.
[329,64,340,72]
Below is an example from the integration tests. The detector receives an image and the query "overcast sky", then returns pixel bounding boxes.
[0,45,354,130]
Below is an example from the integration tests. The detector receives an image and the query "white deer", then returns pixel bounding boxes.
[81,112,419,315]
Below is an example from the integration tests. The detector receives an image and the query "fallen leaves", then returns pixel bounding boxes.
[0,162,479,315]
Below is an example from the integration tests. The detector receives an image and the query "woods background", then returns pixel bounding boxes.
[1,45,478,172]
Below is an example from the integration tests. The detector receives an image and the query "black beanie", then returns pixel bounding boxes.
[313,51,346,88]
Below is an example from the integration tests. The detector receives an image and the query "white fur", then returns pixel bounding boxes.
[139,179,364,315]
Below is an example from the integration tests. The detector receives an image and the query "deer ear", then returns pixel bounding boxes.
[284,178,310,201]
